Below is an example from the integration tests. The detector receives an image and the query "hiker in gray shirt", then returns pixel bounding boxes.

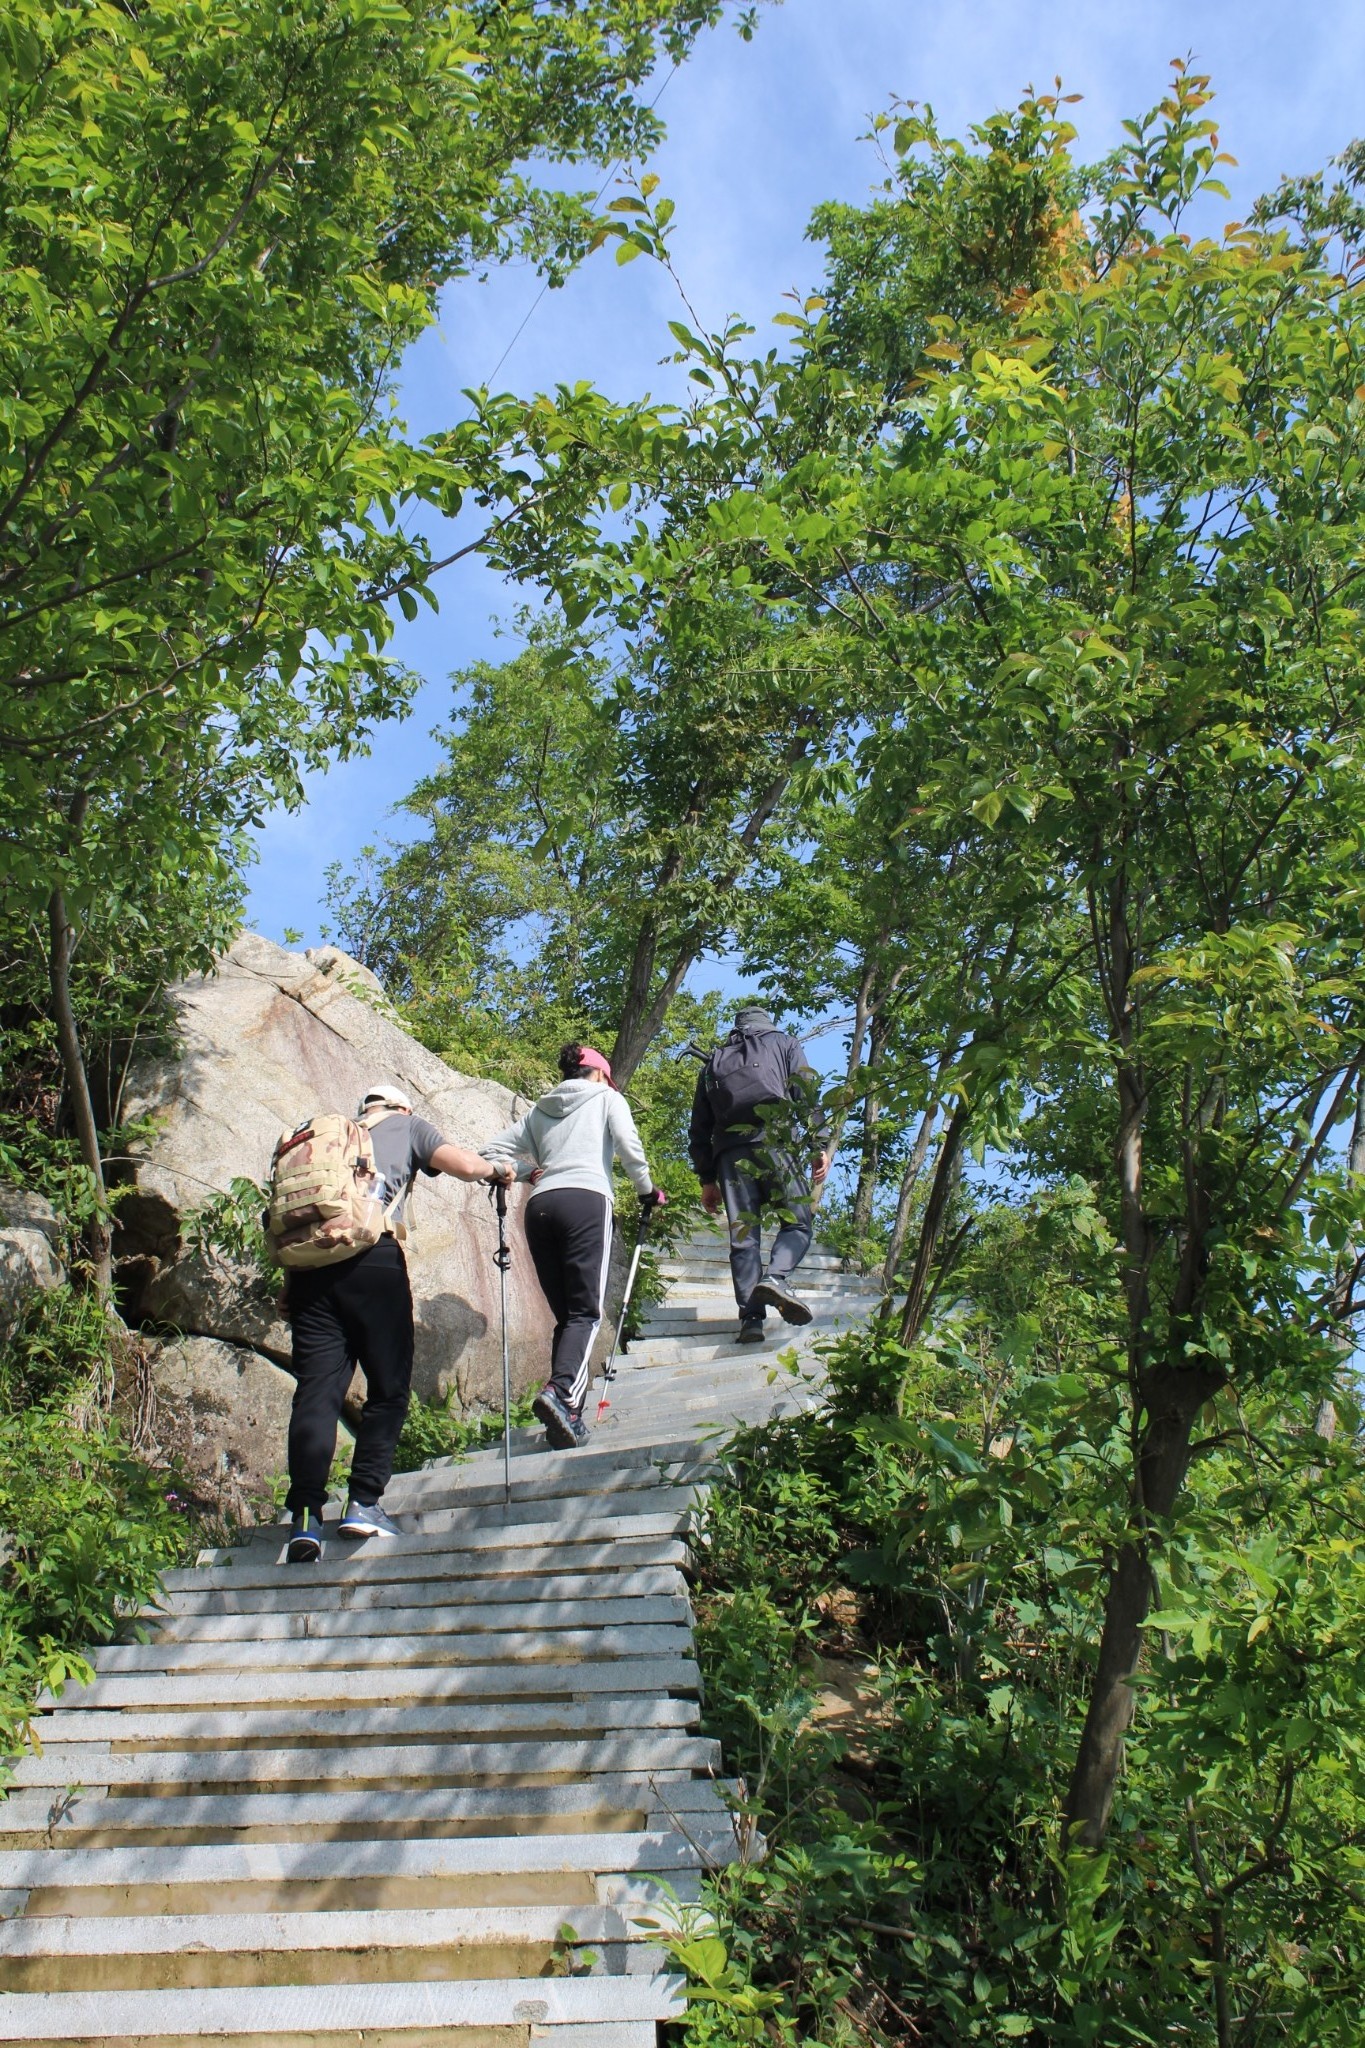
[688,1005,830,1343]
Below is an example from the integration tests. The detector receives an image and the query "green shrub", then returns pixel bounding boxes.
[0,1289,191,1760]
[391,1387,537,1474]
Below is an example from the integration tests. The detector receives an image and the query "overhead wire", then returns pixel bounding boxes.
[483,62,679,387]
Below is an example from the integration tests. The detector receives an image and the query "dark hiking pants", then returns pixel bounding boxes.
[524,1187,613,1416]
[718,1145,813,1320]
[285,1235,413,1516]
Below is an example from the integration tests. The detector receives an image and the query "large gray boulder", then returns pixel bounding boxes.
[118,934,554,1408]
[0,1187,64,1336]
[149,1335,297,1519]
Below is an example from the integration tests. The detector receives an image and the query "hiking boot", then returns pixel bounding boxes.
[338,1498,402,1539]
[533,1384,581,1450]
[737,1315,766,1344]
[749,1273,813,1326]
[286,1509,322,1564]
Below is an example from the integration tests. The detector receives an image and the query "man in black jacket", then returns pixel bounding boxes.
[688,1005,830,1342]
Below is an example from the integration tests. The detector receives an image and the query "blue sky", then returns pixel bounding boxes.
[247,0,1365,955]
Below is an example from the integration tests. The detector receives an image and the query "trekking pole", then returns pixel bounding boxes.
[596,1198,658,1423]
[493,1180,513,1506]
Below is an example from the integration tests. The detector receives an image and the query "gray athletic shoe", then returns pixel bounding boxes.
[749,1273,813,1326]
[338,1497,402,1539]
[286,1509,322,1564]
[737,1315,766,1344]
[534,1384,582,1450]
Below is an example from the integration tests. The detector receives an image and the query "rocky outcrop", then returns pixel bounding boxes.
[0,1187,64,1336]
[147,1335,297,1522]
[117,934,553,1411]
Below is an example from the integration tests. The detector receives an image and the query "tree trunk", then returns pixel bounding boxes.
[610,735,813,1085]
[819,955,877,1177]
[882,1101,940,1295]
[612,934,700,1086]
[1061,1358,1223,1849]
[897,1100,970,1348]
[47,880,112,1296]
[881,1036,961,1295]
[850,1011,893,1250]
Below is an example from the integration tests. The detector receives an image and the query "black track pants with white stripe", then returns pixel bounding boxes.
[523,1186,613,1416]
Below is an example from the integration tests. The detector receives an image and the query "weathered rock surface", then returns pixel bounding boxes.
[0,1186,64,1336]
[148,1335,296,1516]
[118,934,553,1408]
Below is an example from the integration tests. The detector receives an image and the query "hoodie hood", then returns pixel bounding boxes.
[536,1078,610,1121]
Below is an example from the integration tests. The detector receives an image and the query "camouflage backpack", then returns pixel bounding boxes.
[264,1111,402,1270]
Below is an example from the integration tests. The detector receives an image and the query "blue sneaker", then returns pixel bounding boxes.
[338,1498,403,1539]
[286,1509,322,1564]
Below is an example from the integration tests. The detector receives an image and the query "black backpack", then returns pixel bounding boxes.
[703,1027,793,1129]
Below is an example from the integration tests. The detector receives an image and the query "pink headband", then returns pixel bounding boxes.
[579,1046,615,1086]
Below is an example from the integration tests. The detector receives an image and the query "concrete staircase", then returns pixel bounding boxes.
[0,1224,875,2044]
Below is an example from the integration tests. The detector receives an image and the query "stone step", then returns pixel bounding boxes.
[0,1827,731,1907]
[0,1904,684,1994]
[217,1487,700,1552]
[0,1774,735,1846]
[89,1621,693,1677]
[656,1278,852,1294]
[26,1696,701,1750]
[8,1731,721,1790]
[144,1590,691,1643]
[664,1239,846,1263]
[151,1563,684,1618]
[46,1652,702,1713]
[619,1336,825,1367]
[637,1307,854,1335]
[377,1456,710,1517]
[186,1511,698,1579]
[164,1533,691,1596]
[384,1449,703,1515]
[0,1971,685,2039]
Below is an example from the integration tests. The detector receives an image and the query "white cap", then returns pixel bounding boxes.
[359,1083,413,1115]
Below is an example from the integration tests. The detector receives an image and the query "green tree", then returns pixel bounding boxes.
[505,70,1365,1903]
[0,0,741,1286]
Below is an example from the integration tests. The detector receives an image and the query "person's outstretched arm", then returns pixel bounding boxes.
[607,1094,655,1197]
[431,1141,512,1184]
[479,1108,539,1181]
[688,1069,722,1213]
[785,1038,831,1186]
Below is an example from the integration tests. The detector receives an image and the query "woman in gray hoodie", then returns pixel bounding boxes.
[483,1043,665,1447]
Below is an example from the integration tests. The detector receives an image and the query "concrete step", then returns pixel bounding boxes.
[1,1235,862,2044]
[401,1439,695,1489]
[45,1651,703,1713]
[150,1563,684,1618]
[25,1696,701,1751]
[0,1774,735,1847]
[0,1827,732,1907]
[165,1533,691,1596]
[0,1903,687,1993]
[664,1238,847,1263]
[89,1621,695,1676]
[0,1972,685,2039]
[637,1303,864,1332]
[8,1731,721,1790]
[144,1591,692,1643]
[216,1485,702,1549]
[378,1456,709,1516]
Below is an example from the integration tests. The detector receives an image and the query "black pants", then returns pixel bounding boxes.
[524,1187,613,1415]
[718,1145,813,1319]
[285,1236,413,1516]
